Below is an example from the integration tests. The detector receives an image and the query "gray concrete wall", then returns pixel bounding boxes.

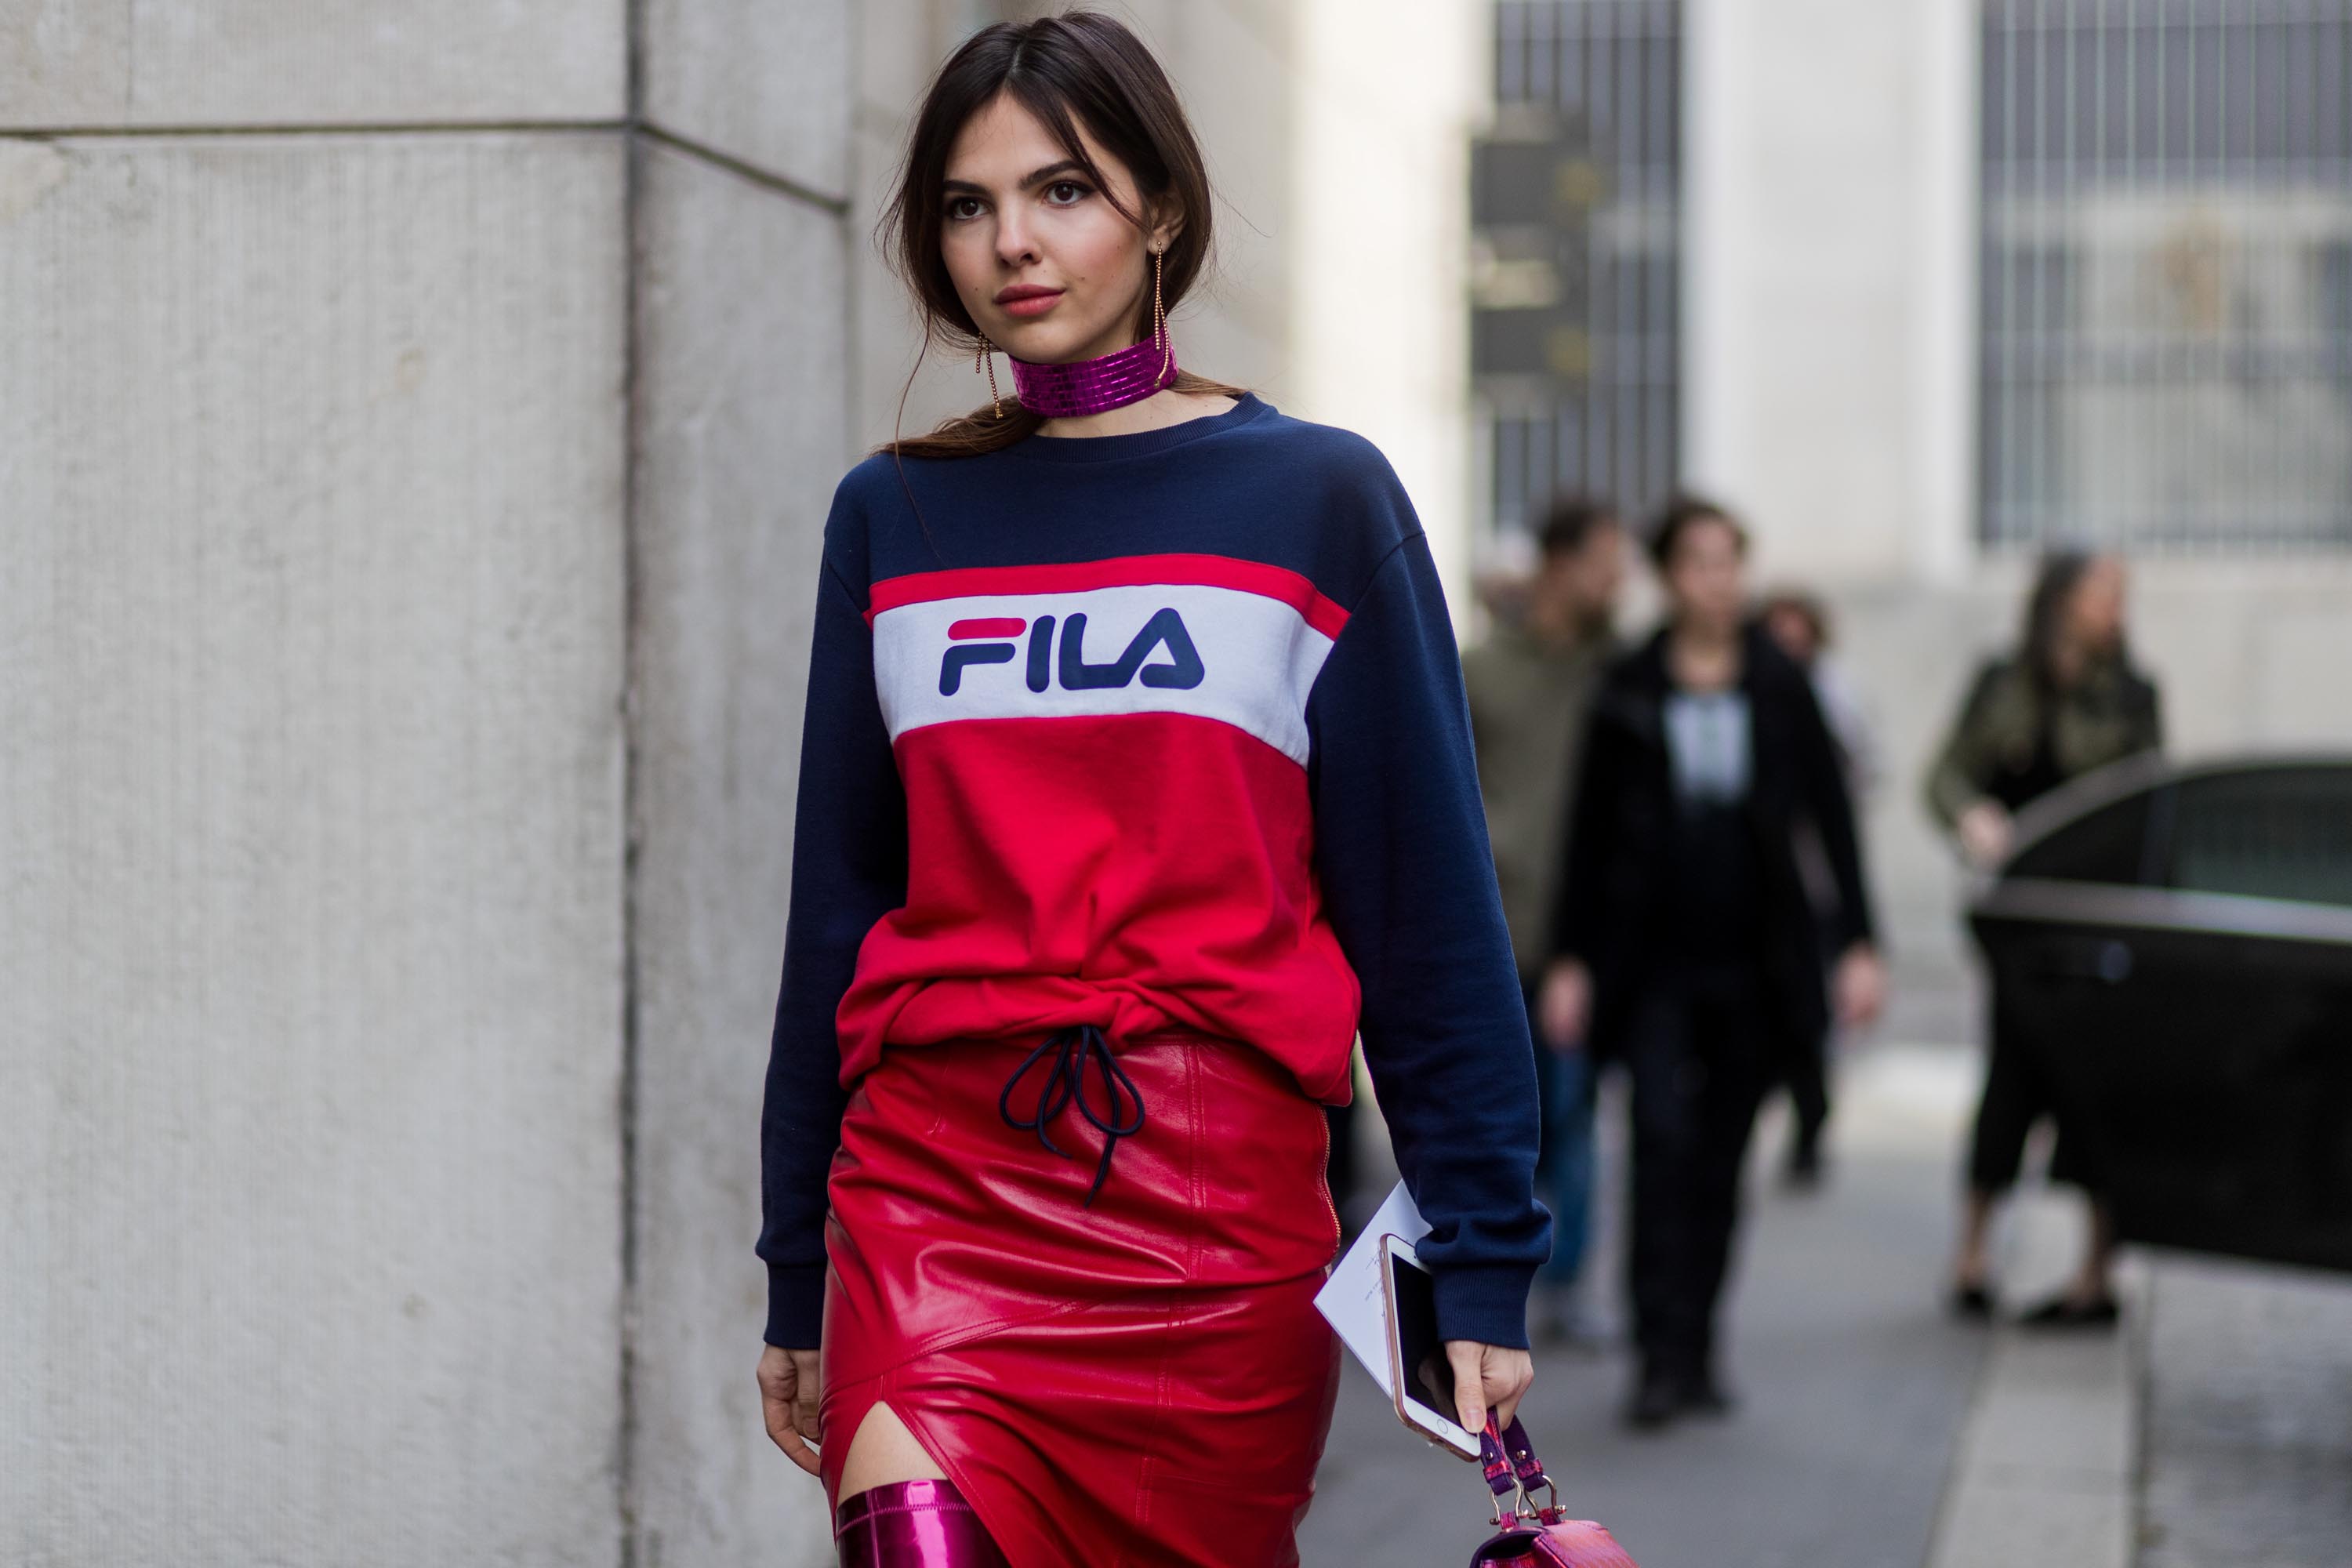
[0,129,630,1563]
[0,2,626,125]
[644,0,847,194]
[625,49,852,1568]
[2,3,856,1563]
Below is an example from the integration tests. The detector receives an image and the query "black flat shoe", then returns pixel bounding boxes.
[2018,1294,2120,1330]
[1949,1283,1995,1320]
[1676,1367,1737,1417]
[1623,1368,1680,1431]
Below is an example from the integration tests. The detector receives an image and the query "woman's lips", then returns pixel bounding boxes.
[999,289,1063,319]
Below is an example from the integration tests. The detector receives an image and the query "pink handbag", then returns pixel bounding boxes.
[1467,1416,1640,1566]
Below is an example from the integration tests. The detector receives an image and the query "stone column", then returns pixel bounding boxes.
[2,5,849,1563]
[1682,0,1978,587]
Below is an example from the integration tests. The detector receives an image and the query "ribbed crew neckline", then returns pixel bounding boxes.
[1004,391,1276,464]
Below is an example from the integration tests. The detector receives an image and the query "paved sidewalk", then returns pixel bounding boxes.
[1925,1218,2140,1568]
[2137,1255,2352,1567]
[1302,1043,1994,1568]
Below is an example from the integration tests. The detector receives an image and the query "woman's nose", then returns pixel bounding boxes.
[994,211,1038,267]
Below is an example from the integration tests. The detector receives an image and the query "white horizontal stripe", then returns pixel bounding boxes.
[873,583,1338,766]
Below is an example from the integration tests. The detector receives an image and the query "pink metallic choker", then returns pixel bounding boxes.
[1008,336,1178,419]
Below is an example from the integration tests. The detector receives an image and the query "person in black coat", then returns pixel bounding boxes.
[1539,496,1886,1428]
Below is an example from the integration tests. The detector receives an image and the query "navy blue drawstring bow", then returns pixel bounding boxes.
[997,1023,1146,1205]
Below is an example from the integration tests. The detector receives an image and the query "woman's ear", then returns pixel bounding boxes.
[1146,201,1185,256]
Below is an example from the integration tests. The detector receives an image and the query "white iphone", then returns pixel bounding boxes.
[1379,1233,1482,1459]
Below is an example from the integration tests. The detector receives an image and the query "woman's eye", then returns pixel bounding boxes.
[1044,180,1091,205]
[945,196,984,221]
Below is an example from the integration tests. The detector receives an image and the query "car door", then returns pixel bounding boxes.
[1971,762,2352,1273]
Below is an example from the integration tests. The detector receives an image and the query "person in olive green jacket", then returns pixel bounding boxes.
[1930,552,2162,1327]
[1462,494,1627,1344]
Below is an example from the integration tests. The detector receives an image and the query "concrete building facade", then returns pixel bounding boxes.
[1696,0,2352,985]
[1498,0,2352,986]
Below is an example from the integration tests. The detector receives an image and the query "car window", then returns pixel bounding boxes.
[2005,789,2154,885]
[2165,767,2352,909]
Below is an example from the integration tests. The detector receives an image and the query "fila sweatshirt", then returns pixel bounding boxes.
[758,394,1549,1351]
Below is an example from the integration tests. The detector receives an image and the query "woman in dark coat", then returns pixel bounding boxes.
[1541,496,1884,1428]
[1929,552,2161,1327]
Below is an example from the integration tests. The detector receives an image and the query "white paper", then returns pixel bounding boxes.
[1312,1179,1431,1398]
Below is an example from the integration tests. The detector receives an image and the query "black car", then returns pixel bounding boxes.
[1968,756,2352,1274]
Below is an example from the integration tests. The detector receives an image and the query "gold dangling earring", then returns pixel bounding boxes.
[975,333,1002,418]
[1151,245,1171,384]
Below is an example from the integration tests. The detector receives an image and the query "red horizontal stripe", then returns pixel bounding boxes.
[946,617,1027,641]
[868,554,1351,641]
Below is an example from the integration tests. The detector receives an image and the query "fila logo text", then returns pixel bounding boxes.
[938,609,1206,696]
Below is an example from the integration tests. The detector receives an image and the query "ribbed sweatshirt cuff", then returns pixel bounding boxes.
[764,1261,827,1350]
[1432,1261,1538,1351]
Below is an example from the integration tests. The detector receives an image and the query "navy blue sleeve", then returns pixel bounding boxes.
[756,546,909,1349]
[1308,530,1551,1349]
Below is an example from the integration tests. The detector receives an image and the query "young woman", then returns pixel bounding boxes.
[1541,498,1884,1428]
[752,16,1548,1566]
[1929,552,2161,1325]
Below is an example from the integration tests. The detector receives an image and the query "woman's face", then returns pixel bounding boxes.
[1665,517,1748,636]
[940,92,1165,366]
[2067,557,2128,654]
[1762,604,1818,666]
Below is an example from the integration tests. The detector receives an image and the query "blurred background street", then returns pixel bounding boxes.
[7,1,2351,1564]
[1316,1027,1998,1568]
[1312,1017,2352,1567]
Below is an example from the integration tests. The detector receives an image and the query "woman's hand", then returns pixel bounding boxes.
[1445,1340,1535,1438]
[1832,943,1887,1030]
[757,1344,824,1475]
[1957,800,2013,871]
[1537,959,1592,1051]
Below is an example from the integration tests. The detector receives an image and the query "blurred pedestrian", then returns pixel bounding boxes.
[1544,496,1886,1428]
[1759,590,1878,801]
[1931,551,2161,1327]
[1464,495,1628,1345]
[1759,589,1881,1185]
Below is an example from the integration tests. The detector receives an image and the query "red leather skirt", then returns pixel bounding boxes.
[819,1029,1344,1566]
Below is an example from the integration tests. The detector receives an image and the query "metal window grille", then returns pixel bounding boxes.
[1476,2,1682,547]
[1981,0,2352,553]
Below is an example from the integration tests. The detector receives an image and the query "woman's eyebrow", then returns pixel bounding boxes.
[1014,159,1090,189]
[942,160,1091,195]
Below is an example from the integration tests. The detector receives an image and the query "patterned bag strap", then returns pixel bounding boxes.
[1474,1417,1645,1566]
[1478,1415,1559,1521]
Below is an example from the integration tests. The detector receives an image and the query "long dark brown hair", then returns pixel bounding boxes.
[2023,550,2101,690]
[878,11,1248,460]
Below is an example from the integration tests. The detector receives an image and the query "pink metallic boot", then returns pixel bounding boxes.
[834,1479,1007,1568]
